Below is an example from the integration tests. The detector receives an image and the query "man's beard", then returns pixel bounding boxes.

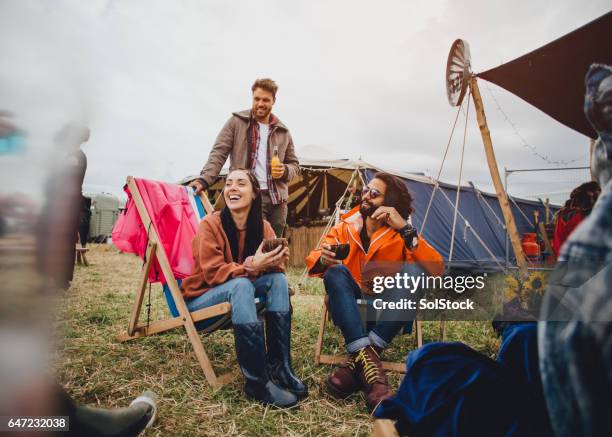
[253,107,271,119]
[360,201,376,217]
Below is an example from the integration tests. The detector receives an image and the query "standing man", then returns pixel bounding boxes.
[191,78,300,237]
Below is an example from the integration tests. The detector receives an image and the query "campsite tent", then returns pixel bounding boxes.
[189,158,556,272]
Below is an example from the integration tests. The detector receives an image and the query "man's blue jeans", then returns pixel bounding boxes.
[324,264,416,354]
[185,273,289,324]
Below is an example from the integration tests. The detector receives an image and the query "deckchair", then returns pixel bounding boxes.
[313,296,423,373]
[115,176,240,388]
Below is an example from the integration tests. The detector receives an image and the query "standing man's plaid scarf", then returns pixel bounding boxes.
[246,114,282,205]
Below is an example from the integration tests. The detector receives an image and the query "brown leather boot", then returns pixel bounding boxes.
[325,355,361,398]
[354,346,394,412]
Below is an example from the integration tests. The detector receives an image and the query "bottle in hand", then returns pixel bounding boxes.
[271,146,282,179]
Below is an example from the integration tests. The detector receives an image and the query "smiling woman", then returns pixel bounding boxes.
[180,168,308,407]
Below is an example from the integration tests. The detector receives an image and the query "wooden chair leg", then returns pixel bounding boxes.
[314,301,328,364]
[183,319,219,387]
[315,298,413,373]
[415,319,423,348]
[439,320,446,341]
[127,242,156,336]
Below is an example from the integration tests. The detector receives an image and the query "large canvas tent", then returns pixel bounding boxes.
[193,158,555,272]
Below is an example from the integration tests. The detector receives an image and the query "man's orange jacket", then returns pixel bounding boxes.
[306,206,444,289]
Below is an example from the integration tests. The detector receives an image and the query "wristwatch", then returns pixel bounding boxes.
[400,224,418,250]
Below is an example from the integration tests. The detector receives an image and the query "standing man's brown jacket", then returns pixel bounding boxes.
[196,109,300,203]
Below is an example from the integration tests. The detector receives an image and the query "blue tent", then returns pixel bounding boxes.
[285,159,556,272]
[362,167,556,271]
[192,158,558,272]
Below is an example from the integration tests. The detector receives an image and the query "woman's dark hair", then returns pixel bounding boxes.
[372,172,414,219]
[220,169,264,262]
[561,180,601,215]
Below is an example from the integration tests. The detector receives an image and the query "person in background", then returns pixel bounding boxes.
[551,180,600,256]
[78,195,91,247]
[190,78,300,237]
[38,123,90,289]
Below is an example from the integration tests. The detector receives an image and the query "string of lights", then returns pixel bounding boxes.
[483,82,584,166]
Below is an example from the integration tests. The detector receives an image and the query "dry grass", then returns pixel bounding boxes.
[54,244,499,436]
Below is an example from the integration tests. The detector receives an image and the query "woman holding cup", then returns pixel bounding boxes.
[181,169,307,407]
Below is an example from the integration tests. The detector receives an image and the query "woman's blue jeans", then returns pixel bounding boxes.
[324,264,416,353]
[185,273,289,324]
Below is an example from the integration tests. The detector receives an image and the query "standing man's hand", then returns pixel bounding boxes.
[190,180,206,194]
[271,163,285,179]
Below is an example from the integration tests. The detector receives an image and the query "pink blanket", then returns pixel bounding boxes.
[111,178,203,283]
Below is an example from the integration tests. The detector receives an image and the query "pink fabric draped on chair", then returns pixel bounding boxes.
[112,178,203,283]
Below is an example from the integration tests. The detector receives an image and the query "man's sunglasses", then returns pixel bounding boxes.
[362,186,382,199]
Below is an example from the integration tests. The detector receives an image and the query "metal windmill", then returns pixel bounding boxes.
[445,39,529,276]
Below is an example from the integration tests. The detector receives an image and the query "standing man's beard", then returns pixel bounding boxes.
[359,201,376,217]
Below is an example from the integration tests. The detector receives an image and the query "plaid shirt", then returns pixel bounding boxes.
[539,63,612,437]
[246,114,282,204]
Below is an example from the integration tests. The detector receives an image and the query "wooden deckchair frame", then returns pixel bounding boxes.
[372,419,399,437]
[116,176,236,388]
[313,296,425,374]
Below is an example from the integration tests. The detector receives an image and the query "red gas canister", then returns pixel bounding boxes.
[521,233,541,259]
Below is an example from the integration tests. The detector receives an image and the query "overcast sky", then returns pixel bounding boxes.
[1,0,610,203]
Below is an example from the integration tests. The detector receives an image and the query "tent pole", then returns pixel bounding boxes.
[503,168,509,268]
[297,166,360,287]
[321,172,328,212]
[305,170,311,218]
[470,76,529,277]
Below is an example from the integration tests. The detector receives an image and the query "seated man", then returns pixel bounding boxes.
[306,172,444,411]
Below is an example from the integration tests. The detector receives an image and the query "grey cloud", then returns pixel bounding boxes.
[0,0,609,203]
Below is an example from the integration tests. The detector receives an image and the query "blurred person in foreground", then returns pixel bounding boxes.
[190,78,300,237]
[306,172,444,412]
[539,63,612,437]
[551,180,600,257]
[0,113,156,436]
[38,123,89,289]
[182,168,307,407]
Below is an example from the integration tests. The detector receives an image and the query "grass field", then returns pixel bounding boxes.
[55,244,500,436]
